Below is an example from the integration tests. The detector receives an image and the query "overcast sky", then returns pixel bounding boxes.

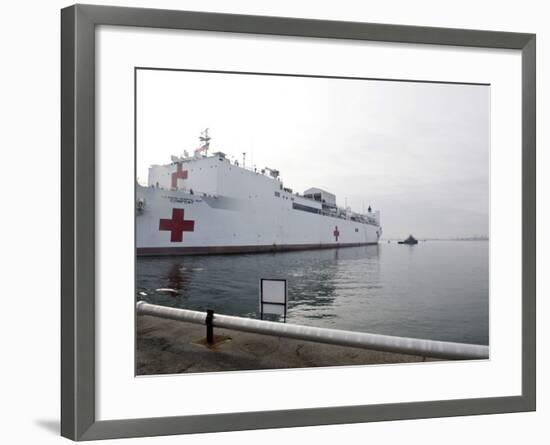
[137,69,489,239]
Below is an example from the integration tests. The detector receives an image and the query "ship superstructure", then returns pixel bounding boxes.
[137,131,381,255]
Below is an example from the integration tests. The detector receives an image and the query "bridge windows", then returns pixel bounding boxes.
[292,202,320,214]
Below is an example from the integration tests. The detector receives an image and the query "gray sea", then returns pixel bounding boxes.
[136,240,489,345]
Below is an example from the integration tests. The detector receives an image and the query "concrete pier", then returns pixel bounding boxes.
[137,314,437,375]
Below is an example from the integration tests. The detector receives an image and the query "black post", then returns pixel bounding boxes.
[205,309,214,344]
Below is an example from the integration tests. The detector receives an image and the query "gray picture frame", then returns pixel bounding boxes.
[61,4,536,441]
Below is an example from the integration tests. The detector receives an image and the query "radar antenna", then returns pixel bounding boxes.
[194,128,211,156]
[200,128,211,146]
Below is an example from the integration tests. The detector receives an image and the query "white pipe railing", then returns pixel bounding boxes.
[136,301,489,360]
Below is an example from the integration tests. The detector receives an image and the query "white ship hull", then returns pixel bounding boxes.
[137,186,380,255]
[136,151,381,255]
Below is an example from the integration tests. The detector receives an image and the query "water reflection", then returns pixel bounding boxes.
[138,246,380,320]
[136,242,488,345]
[165,263,190,291]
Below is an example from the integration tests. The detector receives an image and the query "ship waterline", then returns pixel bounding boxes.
[137,242,378,256]
[137,141,381,255]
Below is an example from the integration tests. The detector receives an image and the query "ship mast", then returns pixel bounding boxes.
[195,128,211,157]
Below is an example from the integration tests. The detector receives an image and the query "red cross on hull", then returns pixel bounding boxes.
[171,163,188,189]
[333,226,340,242]
[159,208,195,242]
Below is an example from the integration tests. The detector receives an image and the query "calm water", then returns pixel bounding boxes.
[136,241,489,345]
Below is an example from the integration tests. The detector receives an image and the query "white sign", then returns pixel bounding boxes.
[259,279,287,320]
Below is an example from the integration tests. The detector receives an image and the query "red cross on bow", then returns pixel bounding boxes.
[333,226,340,242]
[159,208,195,242]
[171,163,188,189]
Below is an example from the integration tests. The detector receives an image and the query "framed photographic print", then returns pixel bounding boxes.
[61,4,536,441]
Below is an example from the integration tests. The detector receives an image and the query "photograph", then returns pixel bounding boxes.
[134,68,490,375]
[52,2,539,441]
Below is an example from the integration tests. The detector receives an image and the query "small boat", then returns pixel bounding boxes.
[398,235,418,245]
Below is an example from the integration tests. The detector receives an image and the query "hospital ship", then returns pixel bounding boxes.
[136,130,382,255]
